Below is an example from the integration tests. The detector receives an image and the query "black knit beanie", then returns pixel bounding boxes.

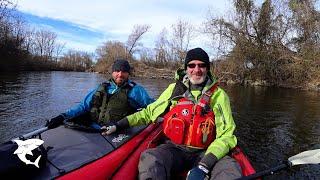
[185,48,210,69]
[112,59,131,73]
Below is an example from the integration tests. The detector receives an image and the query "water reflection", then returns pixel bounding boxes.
[132,77,173,98]
[0,72,319,179]
[225,84,320,179]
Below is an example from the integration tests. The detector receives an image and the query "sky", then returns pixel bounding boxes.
[16,0,233,55]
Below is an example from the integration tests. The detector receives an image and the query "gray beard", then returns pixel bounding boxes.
[187,74,206,85]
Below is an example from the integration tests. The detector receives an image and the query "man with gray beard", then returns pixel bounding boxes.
[102,48,242,180]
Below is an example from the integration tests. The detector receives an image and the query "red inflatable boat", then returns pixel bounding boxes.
[0,122,256,179]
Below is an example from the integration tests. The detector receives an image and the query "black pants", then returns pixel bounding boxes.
[138,143,242,180]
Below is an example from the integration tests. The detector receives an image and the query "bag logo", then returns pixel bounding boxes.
[13,139,44,168]
[112,134,129,143]
[182,109,189,116]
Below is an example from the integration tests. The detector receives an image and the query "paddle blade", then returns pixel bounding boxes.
[288,149,320,166]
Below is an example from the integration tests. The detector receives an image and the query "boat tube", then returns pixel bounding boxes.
[0,122,256,179]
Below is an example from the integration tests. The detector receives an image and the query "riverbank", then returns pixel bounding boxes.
[222,79,320,91]
[128,62,320,91]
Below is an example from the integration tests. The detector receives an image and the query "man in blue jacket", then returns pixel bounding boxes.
[46,59,154,129]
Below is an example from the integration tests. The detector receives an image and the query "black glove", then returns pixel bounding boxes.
[46,114,65,129]
[186,164,210,180]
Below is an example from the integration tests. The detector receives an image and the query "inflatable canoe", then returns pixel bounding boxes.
[0,122,256,179]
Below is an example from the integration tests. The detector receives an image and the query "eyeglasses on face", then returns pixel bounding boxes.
[187,63,207,69]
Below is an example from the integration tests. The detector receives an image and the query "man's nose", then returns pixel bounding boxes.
[194,65,201,71]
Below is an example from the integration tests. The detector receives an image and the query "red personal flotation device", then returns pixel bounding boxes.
[163,83,218,148]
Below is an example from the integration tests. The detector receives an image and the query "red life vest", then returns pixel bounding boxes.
[163,83,218,148]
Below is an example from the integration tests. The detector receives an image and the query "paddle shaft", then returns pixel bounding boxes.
[11,127,48,141]
[238,163,288,180]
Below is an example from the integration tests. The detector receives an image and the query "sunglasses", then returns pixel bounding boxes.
[187,63,207,68]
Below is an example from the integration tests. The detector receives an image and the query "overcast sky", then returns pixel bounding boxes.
[16,0,235,55]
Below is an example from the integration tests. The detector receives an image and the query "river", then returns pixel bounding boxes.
[0,71,319,179]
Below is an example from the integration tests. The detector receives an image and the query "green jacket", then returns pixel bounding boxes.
[126,69,237,160]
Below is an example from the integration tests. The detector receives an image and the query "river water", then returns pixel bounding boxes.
[0,71,319,179]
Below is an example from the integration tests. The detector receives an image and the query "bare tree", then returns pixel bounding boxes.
[0,0,14,21]
[0,0,15,43]
[170,19,194,63]
[96,40,127,61]
[95,40,127,73]
[289,0,320,60]
[59,50,93,71]
[0,0,30,71]
[53,42,65,63]
[154,28,170,66]
[139,47,154,64]
[21,28,34,52]
[126,24,151,58]
[32,29,58,61]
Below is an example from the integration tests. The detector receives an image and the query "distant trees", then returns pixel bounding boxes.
[0,0,28,70]
[0,0,93,71]
[32,30,57,62]
[140,19,194,70]
[95,41,127,73]
[95,24,152,73]
[1,0,319,89]
[59,50,93,71]
[203,0,320,87]
[95,19,197,74]
[290,0,320,59]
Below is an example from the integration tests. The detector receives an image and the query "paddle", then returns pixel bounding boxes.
[238,149,320,180]
[11,127,48,142]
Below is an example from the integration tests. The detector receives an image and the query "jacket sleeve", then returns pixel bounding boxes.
[64,87,98,119]
[128,84,155,109]
[205,88,237,160]
[126,83,175,126]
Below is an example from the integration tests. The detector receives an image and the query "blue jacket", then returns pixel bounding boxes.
[64,79,154,119]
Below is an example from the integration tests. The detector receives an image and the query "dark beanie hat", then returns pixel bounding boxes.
[185,48,210,69]
[112,59,131,73]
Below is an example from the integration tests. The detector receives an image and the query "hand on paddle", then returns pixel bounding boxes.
[101,125,117,135]
[46,114,65,129]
